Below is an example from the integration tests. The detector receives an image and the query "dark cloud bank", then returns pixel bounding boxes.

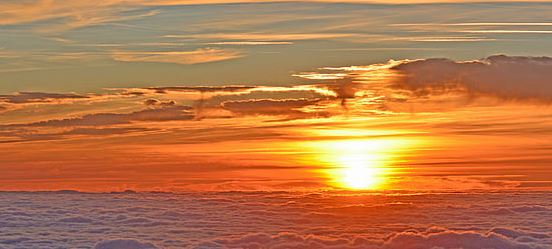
[390,55,552,101]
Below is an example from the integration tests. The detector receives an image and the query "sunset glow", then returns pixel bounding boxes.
[2,1,552,248]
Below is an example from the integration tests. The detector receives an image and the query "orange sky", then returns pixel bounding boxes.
[2,56,552,192]
[2,1,552,192]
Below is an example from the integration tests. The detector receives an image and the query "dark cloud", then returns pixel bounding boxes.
[325,77,361,108]
[63,127,152,136]
[19,105,193,127]
[143,98,176,107]
[390,55,552,101]
[146,85,256,94]
[221,98,323,116]
[0,127,154,144]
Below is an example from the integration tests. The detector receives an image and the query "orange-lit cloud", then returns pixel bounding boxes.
[111,48,244,65]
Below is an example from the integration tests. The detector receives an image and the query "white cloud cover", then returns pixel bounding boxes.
[0,191,550,248]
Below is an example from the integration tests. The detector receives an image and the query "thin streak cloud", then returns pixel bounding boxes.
[206,41,294,45]
[110,48,244,65]
[166,33,353,41]
[460,30,552,34]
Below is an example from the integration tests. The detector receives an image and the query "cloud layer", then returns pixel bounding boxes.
[0,191,550,248]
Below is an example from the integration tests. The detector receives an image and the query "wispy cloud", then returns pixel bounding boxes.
[399,36,495,42]
[166,33,353,41]
[460,30,552,34]
[110,48,244,65]
[206,41,293,46]
[391,22,552,27]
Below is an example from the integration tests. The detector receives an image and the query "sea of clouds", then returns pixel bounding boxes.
[0,191,551,249]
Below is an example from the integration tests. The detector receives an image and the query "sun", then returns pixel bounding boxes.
[299,133,419,190]
[339,154,383,189]
[325,140,393,190]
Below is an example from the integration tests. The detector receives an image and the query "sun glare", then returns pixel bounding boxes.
[299,131,419,190]
[339,153,382,189]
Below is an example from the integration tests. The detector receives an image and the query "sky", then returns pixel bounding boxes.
[2,1,552,192]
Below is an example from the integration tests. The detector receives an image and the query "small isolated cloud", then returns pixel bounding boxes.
[111,48,244,65]
[94,239,159,249]
[143,98,176,107]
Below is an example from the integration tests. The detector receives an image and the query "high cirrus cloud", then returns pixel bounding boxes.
[389,55,552,101]
[111,48,243,65]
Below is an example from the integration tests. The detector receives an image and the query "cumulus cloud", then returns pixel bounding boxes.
[390,55,552,101]
[111,48,244,65]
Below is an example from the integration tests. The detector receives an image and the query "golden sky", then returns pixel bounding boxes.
[1,1,552,192]
[2,55,552,192]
